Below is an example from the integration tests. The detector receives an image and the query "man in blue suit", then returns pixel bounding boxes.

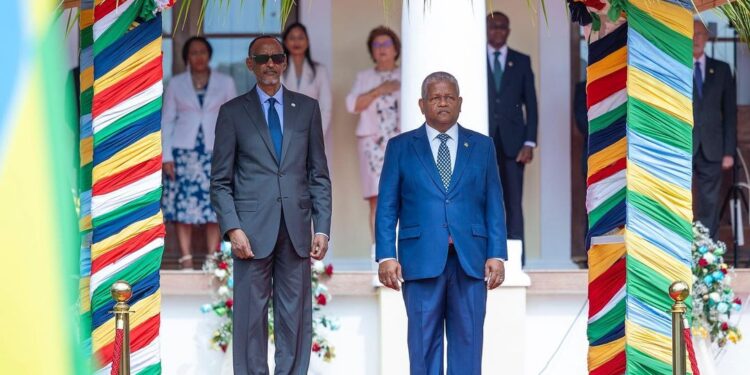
[376,72,508,374]
[486,12,538,264]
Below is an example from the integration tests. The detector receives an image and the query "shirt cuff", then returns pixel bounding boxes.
[492,257,507,262]
[315,232,329,240]
[523,141,537,148]
[378,257,396,264]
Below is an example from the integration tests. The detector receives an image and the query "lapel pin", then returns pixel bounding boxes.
[709,68,714,74]
[464,142,469,147]
[508,61,514,68]
[291,102,296,107]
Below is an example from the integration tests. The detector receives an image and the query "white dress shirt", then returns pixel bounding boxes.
[694,53,706,81]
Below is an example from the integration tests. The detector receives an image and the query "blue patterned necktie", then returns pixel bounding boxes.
[436,133,452,190]
[266,97,283,159]
[694,61,703,99]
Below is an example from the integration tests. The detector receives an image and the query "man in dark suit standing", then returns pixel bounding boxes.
[692,20,737,238]
[486,11,538,263]
[211,36,332,374]
[377,72,507,374]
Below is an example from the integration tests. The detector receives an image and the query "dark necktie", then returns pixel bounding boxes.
[436,133,452,190]
[493,51,503,92]
[266,97,283,159]
[694,61,703,99]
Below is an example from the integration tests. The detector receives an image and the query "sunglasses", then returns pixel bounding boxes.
[371,40,394,49]
[251,53,286,64]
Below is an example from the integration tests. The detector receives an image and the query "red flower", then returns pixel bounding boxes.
[721,268,728,275]
[721,322,729,331]
[218,261,228,270]
[325,264,334,276]
[225,299,234,309]
[698,258,708,267]
[220,344,228,352]
[734,298,743,305]
[316,293,327,306]
[312,342,321,352]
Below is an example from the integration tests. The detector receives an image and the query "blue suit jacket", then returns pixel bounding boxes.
[375,124,508,280]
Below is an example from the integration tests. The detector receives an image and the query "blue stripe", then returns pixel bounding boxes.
[627,204,692,265]
[627,295,671,337]
[628,131,692,190]
[588,116,625,156]
[91,270,160,329]
[628,29,692,97]
[94,14,161,79]
[81,190,92,215]
[589,22,627,65]
[590,323,625,346]
[80,114,93,139]
[92,201,160,243]
[93,110,160,164]
[587,199,626,249]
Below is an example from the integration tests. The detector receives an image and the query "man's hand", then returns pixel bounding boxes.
[722,155,735,170]
[378,259,403,291]
[228,228,253,259]
[485,259,505,290]
[163,162,176,180]
[516,145,534,164]
[310,234,329,260]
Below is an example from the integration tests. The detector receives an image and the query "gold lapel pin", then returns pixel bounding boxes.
[709,68,715,74]
[508,61,514,68]
[464,142,469,147]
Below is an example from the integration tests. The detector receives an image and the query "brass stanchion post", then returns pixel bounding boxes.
[111,281,133,375]
[669,281,689,375]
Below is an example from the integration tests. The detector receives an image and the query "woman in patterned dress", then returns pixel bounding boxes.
[346,26,401,240]
[162,37,237,269]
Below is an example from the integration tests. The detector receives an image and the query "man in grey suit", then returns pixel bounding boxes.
[692,20,737,237]
[211,36,332,374]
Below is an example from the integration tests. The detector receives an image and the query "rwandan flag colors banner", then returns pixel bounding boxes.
[0,1,86,373]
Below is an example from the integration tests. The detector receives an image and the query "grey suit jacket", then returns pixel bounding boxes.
[693,57,737,162]
[211,86,332,258]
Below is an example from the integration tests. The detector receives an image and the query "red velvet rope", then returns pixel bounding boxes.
[111,327,123,375]
[683,321,701,375]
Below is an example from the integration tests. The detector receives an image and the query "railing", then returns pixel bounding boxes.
[110,281,133,375]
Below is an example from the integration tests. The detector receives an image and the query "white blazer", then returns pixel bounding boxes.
[161,70,237,162]
[281,60,332,135]
[345,67,401,137]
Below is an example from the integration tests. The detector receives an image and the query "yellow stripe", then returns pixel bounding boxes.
[79,277,91,313]
[587,47,627,84]
[629,0,693,39]
[79,215,92,231]
[80,66,94,92]
[628,162,692,221]
[626,320,672,365]
[628,67,693,125]
[588,336,625,370]
[91,214,163,260]
[92,131,161,181]
[80,136,93,166]
[588,242,626,282]
[588,137,627,178]
[94,38,162,94]
[626,231,692,286]
[92,290,161,353]
[80,9,94,28]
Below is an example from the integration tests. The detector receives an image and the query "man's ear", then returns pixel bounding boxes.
[418,98,426,115]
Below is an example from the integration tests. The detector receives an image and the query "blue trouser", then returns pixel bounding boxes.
[402,249,488,375]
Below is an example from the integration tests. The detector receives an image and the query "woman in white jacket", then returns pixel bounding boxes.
[162,37,237,269]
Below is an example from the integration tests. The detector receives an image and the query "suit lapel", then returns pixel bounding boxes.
[499,50,515,96]
[280,88,297,165]
[703,58,716,93]
[184,71,202,110]
[243,87,279,164]
[447,126,474,194]
[411,125,446,193]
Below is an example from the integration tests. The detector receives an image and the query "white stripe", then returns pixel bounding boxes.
[590,235,625,245]
[588,88,627,121]
[93,81,163,134]
[589,285,626,323]
[92,171,161,218]
[90,238,164,293]
[93,0,136,41]
[586,170,626,212]
[94,337,160,375]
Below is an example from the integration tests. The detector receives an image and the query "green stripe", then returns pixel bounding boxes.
[627,190,692,241]
[93,0,144,55]
[589,188,626,229]
[92,188,162,227]
[588,298,626,343]
[626,345,681,375]
[80,86,93,116]
[589,102,627,134]
[80,26,93,50]
[627,255,692,315]
[79,164,92,191]
[91,248,163,310]
[628,97,692,153]
[138,363,161,375]
[626,3,692,68]
[94,98,162,145]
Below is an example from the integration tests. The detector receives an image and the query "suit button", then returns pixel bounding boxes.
[442,223,448,228]
[277,172,284,177]
[495,98,500,103]
[445,199,450,204]
[276,197,282,202]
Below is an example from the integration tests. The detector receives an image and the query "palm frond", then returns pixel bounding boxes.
[718,0,750,48]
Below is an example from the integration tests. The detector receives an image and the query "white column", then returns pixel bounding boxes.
[529,3,576,269]
[400,0,489,134]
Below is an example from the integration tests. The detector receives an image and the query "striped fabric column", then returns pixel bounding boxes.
[79,0,95,358]
[88,0,171,373]
[624,0,694,373]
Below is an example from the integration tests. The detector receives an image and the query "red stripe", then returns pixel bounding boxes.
[94,0,131,20]
[587,158,627,187]
[588,257,626,318]
[96,314,160,366]
[93,155,162,196]
[587,68,627,109]
[92,57,162,118]
[590,350,626,375]
[92,225,166,273]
